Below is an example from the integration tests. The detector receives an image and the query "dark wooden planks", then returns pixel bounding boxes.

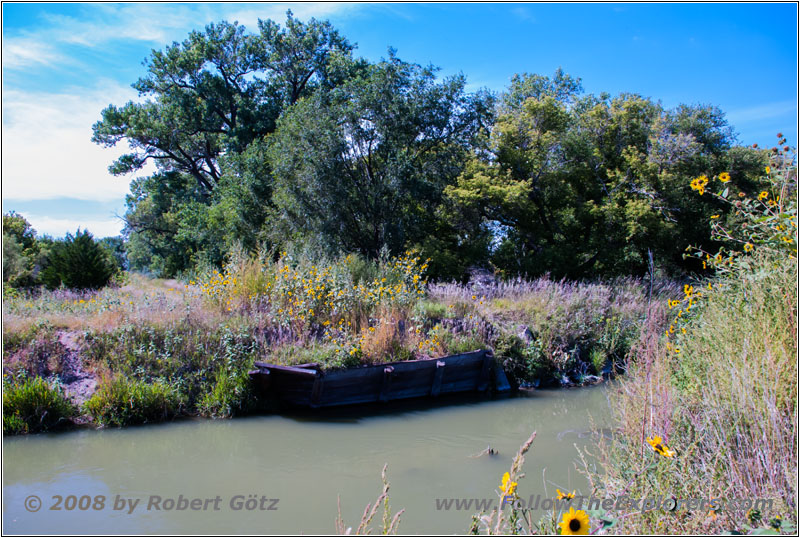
[249,349,512,408]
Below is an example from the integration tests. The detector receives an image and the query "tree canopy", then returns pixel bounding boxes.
[89,13,768,282]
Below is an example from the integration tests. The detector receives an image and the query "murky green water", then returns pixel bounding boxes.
[3,385,614,534]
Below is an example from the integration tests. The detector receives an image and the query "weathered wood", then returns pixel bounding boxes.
[379,366,395,403]
[248,349,514,408]
[310,375,324,408]
[253,362,319,377]
[477,353,492,392]
[494,364,511,392]
[430,360,446,396]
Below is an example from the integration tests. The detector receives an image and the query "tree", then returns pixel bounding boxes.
[40,230,115,290]
[92,13,353,196]
[268,51,494,259]
[446,70,763,278]
[2,212,40,287]
[92,13,356,276]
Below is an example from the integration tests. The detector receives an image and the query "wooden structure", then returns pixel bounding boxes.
[248,349,511,408]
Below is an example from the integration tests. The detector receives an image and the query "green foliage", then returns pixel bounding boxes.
[2,212,40,287]
[446,70,764,279]
[197,367,256,418]
[84,377,183,427]
[40,230,115,290]
[98,236,128,271]
[3,233,31,287]
[89,12,771,282]
[686,139,797,271]
[492,332,554,384]
[93,13,354,276]
[268,52,492,259]
[3,376,76,435]
[3,211,38,253]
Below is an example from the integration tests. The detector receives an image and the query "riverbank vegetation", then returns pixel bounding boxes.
[582,141,797,534]
[3,251,670,429]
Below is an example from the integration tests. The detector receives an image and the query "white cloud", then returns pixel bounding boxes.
[1,2,363,205]
[22,214,124,239]
[2,83,154,201]
[1,38,64,68]
[39,4,199,47]
[7,3,361,54]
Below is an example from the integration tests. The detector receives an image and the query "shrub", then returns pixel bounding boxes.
[41,229,115,290]
[3,376,76,434]
[198,367,255,418]
[492,332,555,385]
[84,377,182,427]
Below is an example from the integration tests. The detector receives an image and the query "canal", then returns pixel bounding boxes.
[3,384,614,534]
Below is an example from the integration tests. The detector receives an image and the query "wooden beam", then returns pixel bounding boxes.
[477,352,492,392]
[430,360,446,396]
[379,366,395,402]
[494,362,512,393]
[310,376,325,408]
[253,362,319,377]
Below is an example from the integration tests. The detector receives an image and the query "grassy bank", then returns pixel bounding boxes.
[2,251,673,432]
[582,152,798,534]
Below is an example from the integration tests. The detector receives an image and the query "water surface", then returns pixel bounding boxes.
[3,385,613,534]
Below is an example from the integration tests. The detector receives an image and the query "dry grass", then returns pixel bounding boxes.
[585,249,798,534]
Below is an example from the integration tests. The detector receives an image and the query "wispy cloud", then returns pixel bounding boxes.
[1,38,64,68]
[7,3,361,54]
[2,3,363,203]
[726,100,798,125]
[2,84,155,201]
[511,7,536,22]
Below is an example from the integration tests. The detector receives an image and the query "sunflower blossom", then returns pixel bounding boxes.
[559,507,590,535]
[646,435,677,458]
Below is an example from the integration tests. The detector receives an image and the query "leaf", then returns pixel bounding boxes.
[749,528,780,535]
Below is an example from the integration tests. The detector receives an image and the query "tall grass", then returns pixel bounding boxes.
[583,141,798,534]
[84,377,183,427]
[3,375,77,434]
[586,242,797,534]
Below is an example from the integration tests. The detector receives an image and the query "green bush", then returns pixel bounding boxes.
[41,229,115,290]
[198,367,255,418]
[3,376,76,435]
[492,332,555,385]
[84,377,182,427]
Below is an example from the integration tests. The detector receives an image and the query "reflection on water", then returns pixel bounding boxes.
[3,385,614,534]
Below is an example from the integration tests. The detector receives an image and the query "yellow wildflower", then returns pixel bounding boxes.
[718,172,731,183]
[499,472,517,496]
[556,489,576,500]
[559,507,590,535]
[646,436,676,458]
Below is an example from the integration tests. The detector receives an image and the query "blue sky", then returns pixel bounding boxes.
[3,2,797,238]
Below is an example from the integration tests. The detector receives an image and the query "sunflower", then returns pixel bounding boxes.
[758,191,769,201]
[744,243,754,252]
[559,507,590,535]
[718,172,731,183]
[499,472,517,496]
[556,489,576,500]
[646,435,676,458]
